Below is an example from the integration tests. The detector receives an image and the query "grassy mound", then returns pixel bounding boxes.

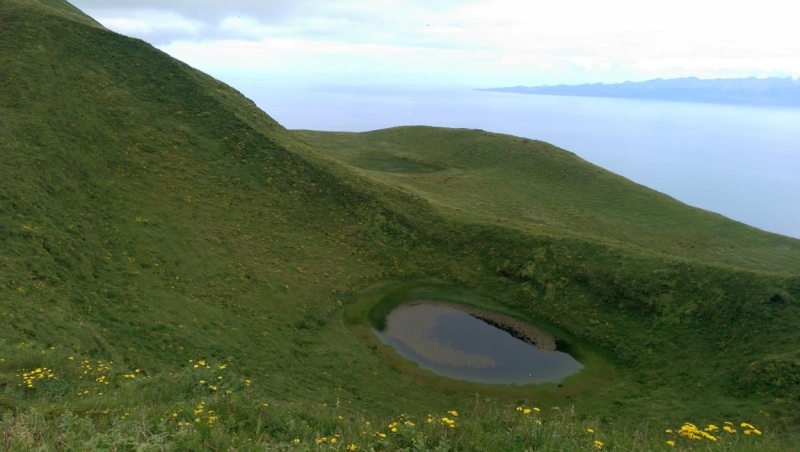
[0,0,799,449]
[296,127,800,274]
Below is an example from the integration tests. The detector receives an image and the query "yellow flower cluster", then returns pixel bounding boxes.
[191,401,217,428]
[740,422,762,435]
[316,434,340,444]
[191,358,236,393]
[668,421,761,445]
[18,367,56,388]
[190,359,211,369]
[515,405,543,425]
[77,359,111,385]
[172,409,192,427]
[516,405,541,415]
[678,423,719,440]
[584,425,603,449]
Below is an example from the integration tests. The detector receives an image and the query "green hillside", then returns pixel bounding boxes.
[1,0,799,450]
[296,127,800,274]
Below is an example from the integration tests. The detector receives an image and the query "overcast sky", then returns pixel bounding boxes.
[72,0,799,87]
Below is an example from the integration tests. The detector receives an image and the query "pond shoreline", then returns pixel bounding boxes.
[409,300,557,351]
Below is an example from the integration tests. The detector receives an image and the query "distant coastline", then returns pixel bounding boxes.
[479,76,800,108]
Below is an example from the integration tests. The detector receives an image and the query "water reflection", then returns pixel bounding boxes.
[373,302,583,384]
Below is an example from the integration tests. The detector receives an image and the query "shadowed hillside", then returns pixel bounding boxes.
[0,0,799,449]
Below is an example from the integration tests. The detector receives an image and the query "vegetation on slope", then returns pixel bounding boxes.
[0,0,798,449]
[296,127,800,274]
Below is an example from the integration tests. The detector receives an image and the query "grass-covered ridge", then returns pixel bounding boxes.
[0,0,799,449]
[296,127,800,274]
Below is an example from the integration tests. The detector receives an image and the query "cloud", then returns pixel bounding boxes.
[95,10,204,39]
[71,0,800,85]
[72,0,299,24]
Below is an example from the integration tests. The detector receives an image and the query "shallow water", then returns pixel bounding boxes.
[373,303,583,384]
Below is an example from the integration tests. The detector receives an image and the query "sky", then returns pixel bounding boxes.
[72,0,800,87]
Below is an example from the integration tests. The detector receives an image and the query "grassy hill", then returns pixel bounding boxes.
[296,127,800,274]
[0,0,799,450]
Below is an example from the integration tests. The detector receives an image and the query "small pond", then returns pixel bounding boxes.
[373,301,584,384]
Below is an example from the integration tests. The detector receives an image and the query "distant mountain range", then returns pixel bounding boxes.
[480,77,800,107]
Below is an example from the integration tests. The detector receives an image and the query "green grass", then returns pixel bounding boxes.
[295,127,800,274]
[0,0,799,450]
[353,157,444,174]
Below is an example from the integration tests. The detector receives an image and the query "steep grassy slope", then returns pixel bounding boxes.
[296,127,800,274]
[0,0,461,415]
[1,0,799,449]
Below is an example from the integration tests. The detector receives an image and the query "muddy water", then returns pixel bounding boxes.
[373,302,583,384]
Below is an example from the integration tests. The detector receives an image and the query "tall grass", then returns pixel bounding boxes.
[0,397,786,451]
